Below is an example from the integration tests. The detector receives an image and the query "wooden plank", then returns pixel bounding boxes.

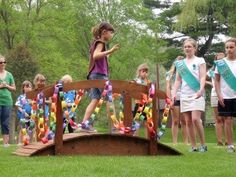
[12,152,31,157]
[20,141,53,149]
[14,148,37,154]
[63,132,92,140]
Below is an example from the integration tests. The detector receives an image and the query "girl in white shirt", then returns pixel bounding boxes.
[173,38,207,152]
[215,38,236,153]
[206,53,227,146]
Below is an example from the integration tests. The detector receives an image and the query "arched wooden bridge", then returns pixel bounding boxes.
[13,80,181,156]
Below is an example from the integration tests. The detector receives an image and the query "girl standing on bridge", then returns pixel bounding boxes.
[81,22,120,132]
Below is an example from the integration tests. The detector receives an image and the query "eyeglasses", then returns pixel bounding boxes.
[0,61,6,64]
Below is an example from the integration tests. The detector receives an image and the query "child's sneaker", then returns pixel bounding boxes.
[3,143,10,148]
[80,123,97,133]
[199,145,207,152]
[190,147,198,152]
[227,145,235,153]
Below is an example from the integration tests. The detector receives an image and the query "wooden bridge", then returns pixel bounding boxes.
[13,80,181,156]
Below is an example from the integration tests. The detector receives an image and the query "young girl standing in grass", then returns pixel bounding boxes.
[215,38,236,152]
[206,53,227,146]
[173,38,207,152]
[15,80,33,145]
[166,57,188,145]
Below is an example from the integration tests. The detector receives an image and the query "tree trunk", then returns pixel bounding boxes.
[9,108,16,144]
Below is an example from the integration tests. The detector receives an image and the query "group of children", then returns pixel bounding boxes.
[14,21,236,153]
[16,74,78,144]
[166,38,236,153]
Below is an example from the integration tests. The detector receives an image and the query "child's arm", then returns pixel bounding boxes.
[172,72,181,100]
[166,79,171,98]
[205,80,212,87]
[196,63,206,98]
[214,74,225,107]
[16,106,30,118]
[93,43,119,60]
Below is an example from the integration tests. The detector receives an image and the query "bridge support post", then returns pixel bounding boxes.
[123,91,133,133]
[55,97,63,155]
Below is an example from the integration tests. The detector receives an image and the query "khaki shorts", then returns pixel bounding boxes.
[180,96,205,113]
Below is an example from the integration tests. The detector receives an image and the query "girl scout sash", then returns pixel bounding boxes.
[215,59,236,92]
[174,60,200,92]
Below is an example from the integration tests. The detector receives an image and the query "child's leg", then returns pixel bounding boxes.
[192,110,205,145]
[180,113,188,144]
[171,106,180,144]
[82,99,99,123]
[224,117,233,146]
[3,134,9,145]
[223,119,228,145]
[213,107,223,144]
[183,112,197,148]
[68,121,74,133]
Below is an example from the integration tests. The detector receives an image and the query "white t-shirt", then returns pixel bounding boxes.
[215,58,236,99]
[180,56,205,98]
[207,69,217,97]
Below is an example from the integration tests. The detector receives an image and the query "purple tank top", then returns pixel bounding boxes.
[89,40,108,76]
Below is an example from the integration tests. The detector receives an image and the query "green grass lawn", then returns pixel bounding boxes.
[0,127,236,177]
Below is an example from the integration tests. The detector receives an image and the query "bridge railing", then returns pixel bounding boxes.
[27,80,167,155]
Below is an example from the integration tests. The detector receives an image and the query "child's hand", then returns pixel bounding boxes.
[218,95,225,107]
[195,90,203,99]
[110,44,120,53]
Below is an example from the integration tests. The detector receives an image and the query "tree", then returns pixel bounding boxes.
[144,0,236,66]
[6,43,38,99]
[175,0,236,57]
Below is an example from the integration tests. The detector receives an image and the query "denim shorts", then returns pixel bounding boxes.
[88,73,108,100]
[0,105,12,135]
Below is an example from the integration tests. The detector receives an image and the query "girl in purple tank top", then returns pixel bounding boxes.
[81,22,119,132]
